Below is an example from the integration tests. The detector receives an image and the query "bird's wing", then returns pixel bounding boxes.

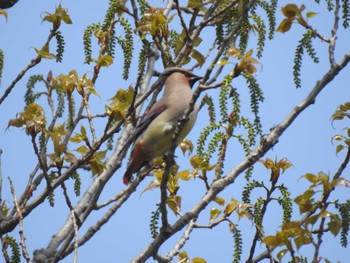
[120,100,168,152]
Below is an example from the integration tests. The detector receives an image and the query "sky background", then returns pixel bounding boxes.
[0,0,349,262]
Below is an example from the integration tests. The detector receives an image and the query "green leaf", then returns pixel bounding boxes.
[224,199,238,216]
[42,4,72,25]
[328,214,342,236]
[94,150,107,160]
[336,144,345,154]
[179,139,194,155]
[35,44,56,59]
[345,139,350,146]
[328,220,341,236]
[332,177,350,188]
[277,18,293,33]
[98,54,113,67]
[187,0,202,9]
[294,189,315,213]
[305,214,319,226]
[306,12,318,18]
[193,36,202,47]
[7,118,24,129]
[281,4,300,18]
[140,180,160,195]
[263,235,284,249]
[214,197,225,206]
[297,16,308,27]
[277,249,288,261]
[191,49,205,67]
[74,145,88,154]
[0,10,8,21]
[209,208,221,222]
[178,251,189,260]
[90,159,106,176]
[176,170,192,181]
[192,258,207,263]
[167,195,182,215]
[215,58,229,66]
[302,173,319,184]
[332,135,344,141]
[294,236,312,250]
[64,152,77,163]
[190,155,206,169]
[278,158,293,173]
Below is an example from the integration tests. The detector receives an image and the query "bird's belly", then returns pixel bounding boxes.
[141,112,196,159]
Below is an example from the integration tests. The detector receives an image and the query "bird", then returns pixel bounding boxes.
[122,67,202,185]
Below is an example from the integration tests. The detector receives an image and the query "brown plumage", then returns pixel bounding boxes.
[123,67,202,184]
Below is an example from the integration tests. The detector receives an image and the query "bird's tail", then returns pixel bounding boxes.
[123,170,132,185]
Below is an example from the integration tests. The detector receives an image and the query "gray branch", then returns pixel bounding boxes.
[131,53,350,262]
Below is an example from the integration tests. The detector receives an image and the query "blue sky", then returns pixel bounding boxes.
[0,0,349,262]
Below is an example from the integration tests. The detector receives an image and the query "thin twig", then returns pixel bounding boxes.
[174,0,190,39]
[59,174,146,259]
[30,134,51,190]
[329,0,340,67]
[333,144,350,181]
[94,190,127,210]
[61,182,82,226]
[8,177,32,263]
[0,57,41,105]
[83,93,97,144]
[0,25,58,105]
[163,218,196,261]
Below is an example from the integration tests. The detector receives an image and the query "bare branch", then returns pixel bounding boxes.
[70,210,79,263]
[0,25,59,106]
[82,93,97,144]
[29,38,161,262]
[0,57,41,105]
[329,0,340,67]
[163,218,196,261]
[60,175,146,259]
[9,178,32,263]
[333,143,350,180]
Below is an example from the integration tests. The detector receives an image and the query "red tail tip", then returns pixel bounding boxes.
[123,176,129,185]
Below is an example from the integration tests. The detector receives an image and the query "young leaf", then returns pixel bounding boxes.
[176,170,192,181]
[277,18,293,33]
[0,10,8,21]
[191,49,205,67]
[306,12,318,18]
[281,4,300,18]
[214,196,225,206]
[167,195,182,215]
[98,54,113,67]
[178,251,189,260]
[35,44,56,59]
[192,258,207,263]
[209,208,222,222]
[277,249,288,261]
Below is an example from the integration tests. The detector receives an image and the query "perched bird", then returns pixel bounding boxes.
[122,67,202,185]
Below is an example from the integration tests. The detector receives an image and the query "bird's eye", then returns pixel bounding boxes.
[183,72,192,78]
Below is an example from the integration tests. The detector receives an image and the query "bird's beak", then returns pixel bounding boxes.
[189,75,202,88]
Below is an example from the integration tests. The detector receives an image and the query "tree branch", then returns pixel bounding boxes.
[29,38,161,263]
[9,178,32,263]
[131,52,350,263]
